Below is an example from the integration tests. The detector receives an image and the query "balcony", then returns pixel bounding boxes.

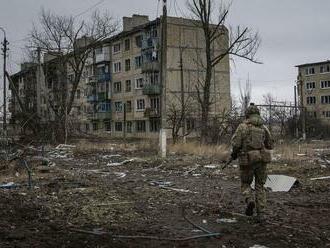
[143,84,162,95]
[97,92,110,102]
[144,107,161,118]
[88,75,97,84]
[87,95,98,102]
[142,37,159,50]
[141,61,160,72]
[97,111,112,120]
[87,111,111,120]
[97,73,111,82]
[95,52,110,63]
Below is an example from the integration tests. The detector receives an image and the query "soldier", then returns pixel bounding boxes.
[231,103,273,222]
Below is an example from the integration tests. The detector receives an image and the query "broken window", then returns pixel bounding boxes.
[135,78,144,89]
[135,56,142,69]
[136,120,146,132]
[115,101,123,112]
[114,81,122,93]
[125,80,131,92]
[150,119,160,132]
[307,96,316,105]
[126,121,132,133]
[113,43,121,54]
[125,59,131,71]
[115,122,123,131]
[135,35,142,48]
[124,39,130,51]
[136,99,145,111]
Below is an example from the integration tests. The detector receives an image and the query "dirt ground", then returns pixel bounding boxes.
[0,139,330,248]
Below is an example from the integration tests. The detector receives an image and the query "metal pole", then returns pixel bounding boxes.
[159,0,167,157]
[294,85,299,138]
[0,27,8,137]
[298,76,306,140]
[179,47,186,143]
[123,102,126,140]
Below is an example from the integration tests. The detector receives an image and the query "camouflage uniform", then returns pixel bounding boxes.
[231,104,273,217]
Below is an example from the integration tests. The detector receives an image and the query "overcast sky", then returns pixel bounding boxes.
[0,0,329,104]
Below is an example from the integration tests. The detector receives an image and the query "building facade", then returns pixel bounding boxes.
[10,14,231,138]
[297,60,330,120]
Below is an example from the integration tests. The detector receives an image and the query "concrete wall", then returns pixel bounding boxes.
[298,62,330,121]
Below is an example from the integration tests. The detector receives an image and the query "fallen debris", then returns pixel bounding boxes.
[107,158,136,166]
[48,144,75,159]
[216,218,237,223]
[310,176,330,181]
[0,182,17,189]
[113,172,127,178]
[150,181,196,193]
[252,175,297,192]
[160,186,196,193]
[102,154,121,159]
[150,180,175,187]
[204,164,219,169]
[69,228,221,241]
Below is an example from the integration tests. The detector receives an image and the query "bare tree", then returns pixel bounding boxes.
[187,0,261,143]
[239,79,252,115]
[29,8,117,141]
[167,94,194,143]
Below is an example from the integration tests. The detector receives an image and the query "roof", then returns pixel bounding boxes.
[103,18,160,44]
[295,60,330,68]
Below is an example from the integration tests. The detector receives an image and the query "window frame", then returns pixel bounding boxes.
[113,43,121,54]
[114,81,122,93]
[136,99,145,111]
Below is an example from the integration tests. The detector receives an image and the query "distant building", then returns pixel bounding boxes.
[296,60,330,134]
[9,14,231,138]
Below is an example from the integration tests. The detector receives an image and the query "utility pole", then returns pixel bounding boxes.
[123,102,126,140]
[297,75,306,140]
[179,46,186,143]
[0,27,8,137]
[159,0,167,157]
[294,85,299,138]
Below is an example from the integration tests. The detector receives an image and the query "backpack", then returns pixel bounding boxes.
[245,124,265,151]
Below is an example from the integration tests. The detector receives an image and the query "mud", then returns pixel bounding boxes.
[0,141,329,247]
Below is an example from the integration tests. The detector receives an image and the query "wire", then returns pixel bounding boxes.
[73,0,106,19]
[174,0,186,17]
[156,0,160,18]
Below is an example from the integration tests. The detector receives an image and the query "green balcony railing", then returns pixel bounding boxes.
[143,84,162,95]
[98,92,110,101]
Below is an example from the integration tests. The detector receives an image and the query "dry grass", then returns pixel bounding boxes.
[274,140,330,162]
[169,142,230,160]
[73,139,158,155]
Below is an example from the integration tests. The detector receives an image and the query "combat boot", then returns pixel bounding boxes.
[255,212,266,223]
[245,200,255,216]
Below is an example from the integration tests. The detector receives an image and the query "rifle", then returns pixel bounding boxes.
[222,157,233,170]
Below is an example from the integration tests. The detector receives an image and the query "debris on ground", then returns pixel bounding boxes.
[204,164,219,169]
[150,180,175,187]
[47,144,75,159]
[216,218,237,223]
[0,182,18,189]
[252,174,297,192]
[107,158,136,166]
[0,139,329,247]
[310,176,330,181]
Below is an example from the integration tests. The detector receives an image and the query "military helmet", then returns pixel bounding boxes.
[246,103,260,116]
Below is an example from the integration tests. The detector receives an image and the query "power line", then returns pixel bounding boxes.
[73,0,106,19]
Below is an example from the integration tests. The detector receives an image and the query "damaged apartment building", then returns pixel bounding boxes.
[9,14,231,138]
